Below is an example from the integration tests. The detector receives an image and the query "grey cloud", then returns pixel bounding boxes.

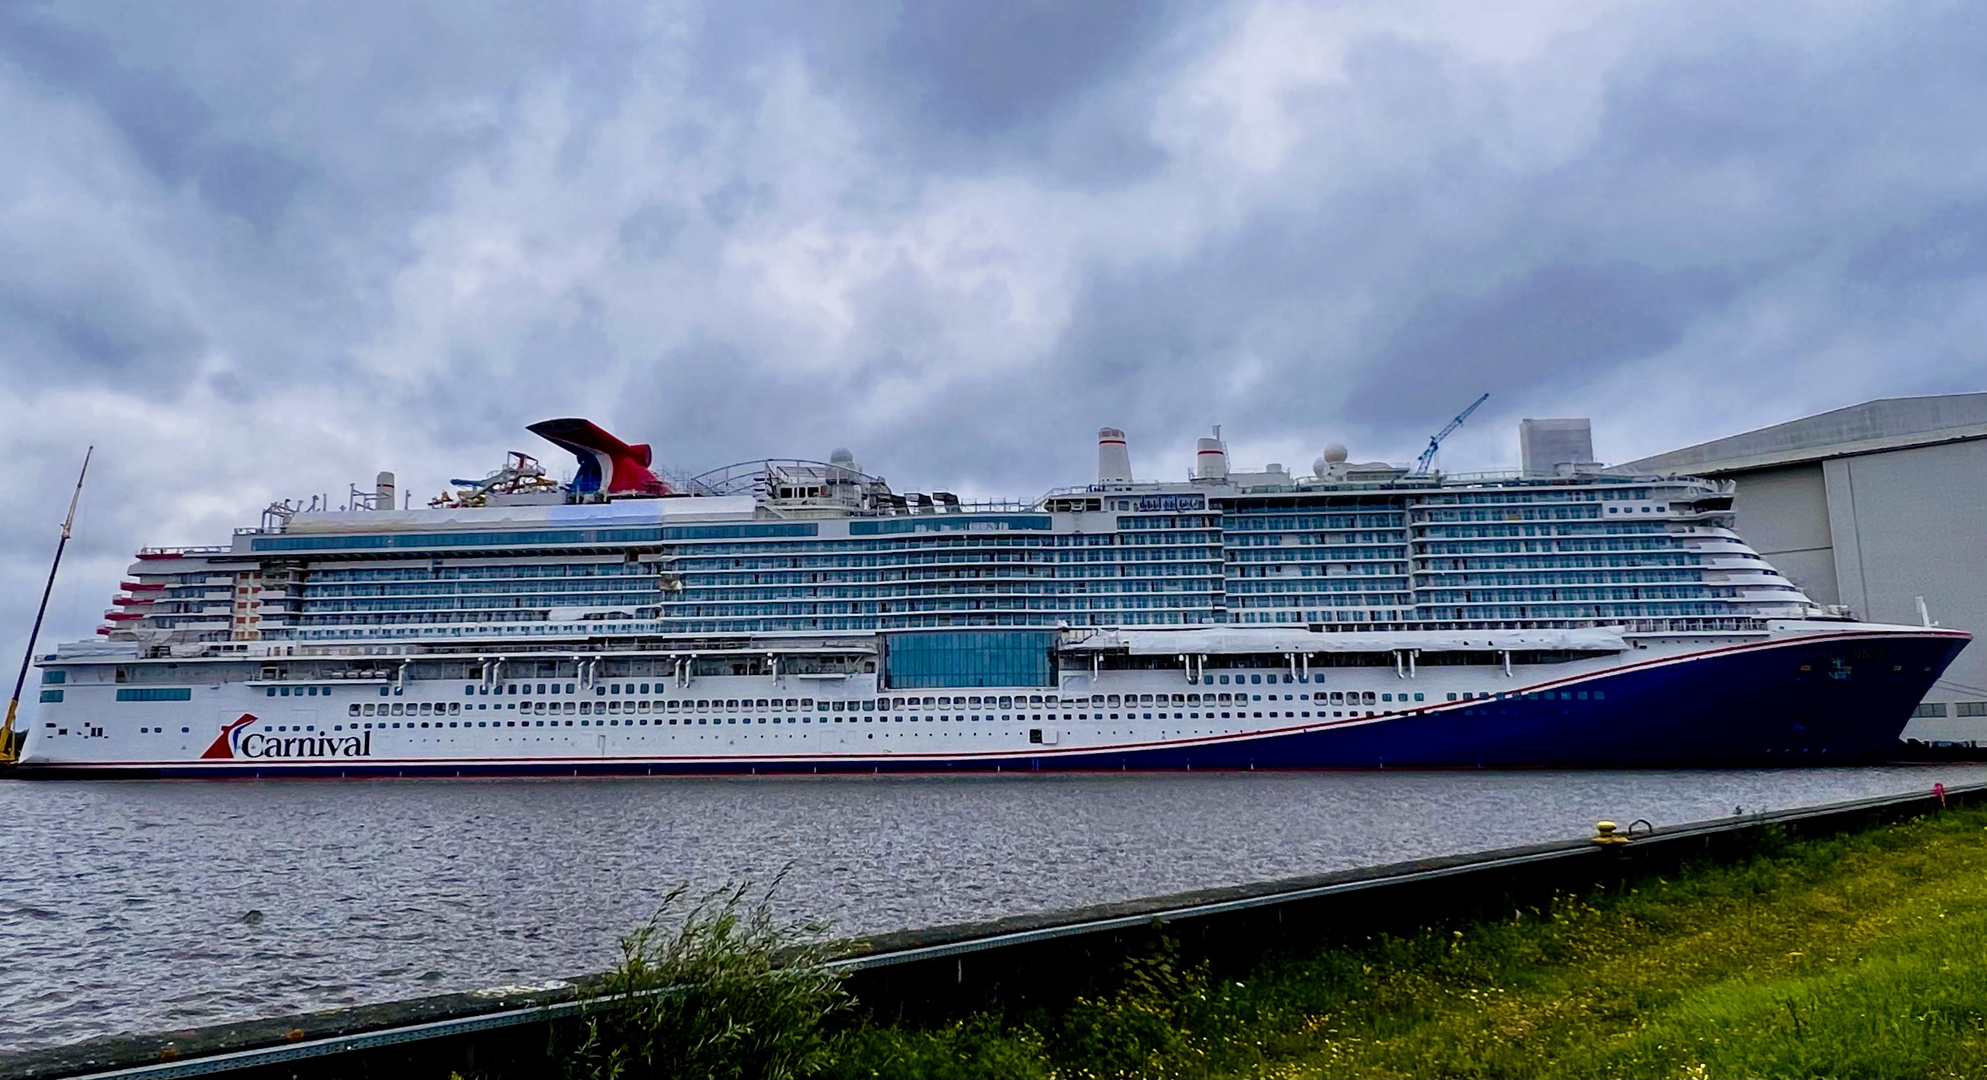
[1346,261,1747,425]
[616,203,687,260]
[0,5,312,229]
[698,0,1191,184]
[869,0,1174,136]
[0,267,208,390]
[701,178,774,229]
[1849,201,1987,292]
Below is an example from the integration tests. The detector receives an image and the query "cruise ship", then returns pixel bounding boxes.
[8,418,1968,777]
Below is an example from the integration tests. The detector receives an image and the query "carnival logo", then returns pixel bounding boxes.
[200,714,260,759]
[200,713,372,760]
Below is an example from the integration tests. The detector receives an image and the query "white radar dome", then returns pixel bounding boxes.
[829,448,855,466]
[1323,444,1349,464]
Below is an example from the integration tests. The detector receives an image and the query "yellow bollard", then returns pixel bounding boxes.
[1591,820,1631,845]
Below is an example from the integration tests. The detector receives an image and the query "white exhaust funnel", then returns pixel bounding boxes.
[1194,435,1228,481]
[1097,427,1133,484]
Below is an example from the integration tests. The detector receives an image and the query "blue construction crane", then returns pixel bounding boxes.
[1413,393,1490,475]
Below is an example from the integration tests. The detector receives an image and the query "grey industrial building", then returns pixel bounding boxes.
[1622,393,1987,745]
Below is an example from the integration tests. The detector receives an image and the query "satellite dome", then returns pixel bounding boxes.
[1323,444,1349,464]
[829,448,855,466]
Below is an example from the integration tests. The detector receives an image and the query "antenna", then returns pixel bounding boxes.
[3,447,93,766]
[1413,393,1489,476]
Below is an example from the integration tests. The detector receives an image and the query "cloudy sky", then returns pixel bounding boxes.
[3,0,1985,662]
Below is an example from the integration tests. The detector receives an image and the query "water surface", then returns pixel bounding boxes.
[3,765,1983,1053]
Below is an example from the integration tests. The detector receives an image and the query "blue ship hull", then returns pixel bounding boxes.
[17,630,1969,778]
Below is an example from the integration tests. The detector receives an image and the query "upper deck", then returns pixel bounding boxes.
[84,419,1813,658]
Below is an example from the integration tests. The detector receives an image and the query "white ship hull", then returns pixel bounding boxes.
[17,622,1966,776]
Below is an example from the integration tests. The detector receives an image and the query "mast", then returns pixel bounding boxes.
[1,447,92,766]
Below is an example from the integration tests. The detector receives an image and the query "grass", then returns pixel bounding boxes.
[821,806,1987,1079]
[564,877,849,1080]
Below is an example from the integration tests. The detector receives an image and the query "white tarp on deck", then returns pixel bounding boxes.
[283,495,758,533]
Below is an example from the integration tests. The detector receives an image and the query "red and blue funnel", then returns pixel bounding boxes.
[528,419,670,496]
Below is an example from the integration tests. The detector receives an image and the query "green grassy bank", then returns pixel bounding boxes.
[565,806,1987,1079]
[818,807,1987,1080]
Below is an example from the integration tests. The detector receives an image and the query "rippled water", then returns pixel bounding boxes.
[3,765,1984,1054]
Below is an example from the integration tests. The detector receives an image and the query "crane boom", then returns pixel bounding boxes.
[1413,393,1489,475]
[3,447,91,766]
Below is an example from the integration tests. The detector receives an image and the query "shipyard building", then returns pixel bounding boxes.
[1622,394,1987,745]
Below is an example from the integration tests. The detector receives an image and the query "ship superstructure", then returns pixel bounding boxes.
[17,419,1967,776]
